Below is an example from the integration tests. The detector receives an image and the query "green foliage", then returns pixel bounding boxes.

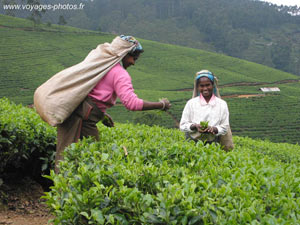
[26,0,46,25]
[0,15,111,106]
[19,0,299,75]
[225,86,300,144]
[133,111,164,127]
[58,15,67,25]
[44,123,300,224]
[235,136,300,164]
[0,97,56,176]
[200,121,209,130]
[1,14,300,145]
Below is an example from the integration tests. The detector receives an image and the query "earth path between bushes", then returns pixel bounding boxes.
[0,177,53,225]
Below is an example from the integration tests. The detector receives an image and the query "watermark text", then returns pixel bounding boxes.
[3,3,85,11]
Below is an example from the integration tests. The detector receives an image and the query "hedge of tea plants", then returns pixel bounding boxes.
[0,97,56,176]
[44,123,300,224]
[234,136,300,164]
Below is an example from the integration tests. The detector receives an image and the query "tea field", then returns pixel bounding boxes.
[0,98,56,176]
[45,123,300,224]
[1,98,300,224]
[0,14,300,144]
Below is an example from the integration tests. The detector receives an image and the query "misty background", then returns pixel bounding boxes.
[1,0,300,76]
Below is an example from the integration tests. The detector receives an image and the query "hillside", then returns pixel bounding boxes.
[2,0,299,75]
[0,14,300,144]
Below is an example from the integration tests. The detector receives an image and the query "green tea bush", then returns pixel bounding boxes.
[234,136,300,164]
[0,98,56,176]
[133,111,165,127]
[45,123,300,224]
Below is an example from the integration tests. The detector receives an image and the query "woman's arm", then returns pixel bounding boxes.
[114,70,171,111]
[114,71,144,111]
[142,99,171,111]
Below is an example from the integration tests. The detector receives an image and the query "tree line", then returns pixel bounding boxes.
[1,0,300,75]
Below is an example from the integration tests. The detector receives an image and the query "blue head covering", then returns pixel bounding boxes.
[120,35,143,53]
[195,70,217,96]
[195,71,214,83]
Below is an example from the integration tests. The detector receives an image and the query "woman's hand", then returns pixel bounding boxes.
[142,98,171,111]
[102,113,114,127]
[190,124,202,132]
[160,98,171,111]
[206,126,218,134]
[190,124,218,134]
[190,124,207,133]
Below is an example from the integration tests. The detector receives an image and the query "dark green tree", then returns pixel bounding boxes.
[26,0,46,24]
[2,0,17,16]
[271,38,292,71]
[58,15,67,25]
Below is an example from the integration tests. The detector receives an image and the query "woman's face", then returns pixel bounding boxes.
[122,54,139,69]
[197,77,213,98]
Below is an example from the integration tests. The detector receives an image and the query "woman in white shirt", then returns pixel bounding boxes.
[180,70,229,144]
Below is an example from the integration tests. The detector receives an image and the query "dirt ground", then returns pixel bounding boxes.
[0,177,53,225]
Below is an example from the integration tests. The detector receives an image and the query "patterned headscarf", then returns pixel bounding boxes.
[120,35,143,53]
[195,70,214,83]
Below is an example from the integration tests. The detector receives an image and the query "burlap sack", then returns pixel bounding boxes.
[192,74,234,151]
[34,36,135,126]
[220,126,234,151]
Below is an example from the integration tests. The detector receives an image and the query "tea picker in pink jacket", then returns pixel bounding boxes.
[55,35,171,173]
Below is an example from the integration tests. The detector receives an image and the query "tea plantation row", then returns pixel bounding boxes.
[0,98,56,176]
[46,125,300,224]
[107,81,300,144]
[1,14,300,145]
[1,98,300,224]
